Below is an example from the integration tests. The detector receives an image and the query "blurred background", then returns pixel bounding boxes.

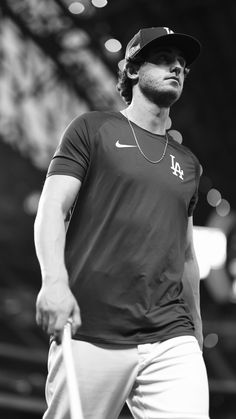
[0,0,236,418]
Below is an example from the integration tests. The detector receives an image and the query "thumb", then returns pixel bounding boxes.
[71,302,81,335]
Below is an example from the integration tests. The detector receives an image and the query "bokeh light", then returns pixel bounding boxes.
[168,130,183,144]
[204,333,219,349]
[92,0,108,7]
[215,199,231,217]
[166,116,172,130]
[104,38,122,53]
[23,191,41,215]
[207,188,221,207]
[68,2,85,14]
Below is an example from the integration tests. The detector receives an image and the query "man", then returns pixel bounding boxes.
[35,27,209,419]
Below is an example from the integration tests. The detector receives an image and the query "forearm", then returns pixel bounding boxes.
[34,199,68,284]
[34,176,82,340]
[182,258,203,349]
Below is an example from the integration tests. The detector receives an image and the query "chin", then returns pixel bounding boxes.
[152,89,180,108]
[141,85,181,108]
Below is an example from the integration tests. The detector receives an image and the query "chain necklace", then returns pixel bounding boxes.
[125,111,169,164]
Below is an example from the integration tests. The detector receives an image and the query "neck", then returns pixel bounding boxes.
[121,97,170,136]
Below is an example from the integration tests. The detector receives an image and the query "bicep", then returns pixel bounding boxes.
[38,175,82,217]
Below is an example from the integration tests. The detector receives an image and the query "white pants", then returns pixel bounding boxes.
[43,335,209,419]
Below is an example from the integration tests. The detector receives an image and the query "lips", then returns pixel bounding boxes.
[166,76,180,84]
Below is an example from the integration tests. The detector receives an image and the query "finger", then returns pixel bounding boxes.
[36,307,50,334]
[53,323,64,345]
[53,315,68,344]
[54,329,63,345]
[36,298,48,331]
[36,309,42,327]
[36,298,44,327]
[71,304,81,335]
[41,313,49,333]
[47,314,57,335]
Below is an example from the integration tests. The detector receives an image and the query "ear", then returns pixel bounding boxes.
[126,65,139,80]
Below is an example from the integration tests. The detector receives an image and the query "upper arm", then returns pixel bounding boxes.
[37,175,82,218]
[47,115,90,182]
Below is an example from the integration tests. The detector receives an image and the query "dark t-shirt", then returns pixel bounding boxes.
[47,111,201,344]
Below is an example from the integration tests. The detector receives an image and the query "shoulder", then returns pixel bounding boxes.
[70,111,122,131]
[181,144,200,166]
[60,111,121,144]
[60,111,124,151]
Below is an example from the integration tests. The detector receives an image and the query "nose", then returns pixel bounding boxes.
[170,63,182,76]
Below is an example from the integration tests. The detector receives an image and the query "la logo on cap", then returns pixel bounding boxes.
[163,27,174,34]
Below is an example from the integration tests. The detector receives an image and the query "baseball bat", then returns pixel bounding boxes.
[62,320,84,419]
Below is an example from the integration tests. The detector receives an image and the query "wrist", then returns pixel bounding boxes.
[41,268,69,285]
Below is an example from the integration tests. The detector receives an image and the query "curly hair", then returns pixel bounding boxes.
[116,56,190,105]
[116,58,144,105]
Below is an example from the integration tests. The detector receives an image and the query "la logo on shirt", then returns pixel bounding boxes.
[170,155,184,180]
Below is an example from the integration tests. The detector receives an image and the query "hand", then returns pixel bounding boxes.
[36,280,81,344]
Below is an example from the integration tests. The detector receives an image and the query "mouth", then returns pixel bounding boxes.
[165,76,180,85]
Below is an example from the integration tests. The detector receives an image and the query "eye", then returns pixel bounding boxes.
[152,53,170,64]
[178,57,187,68]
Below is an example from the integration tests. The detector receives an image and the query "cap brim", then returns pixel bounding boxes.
[137,33,201,66]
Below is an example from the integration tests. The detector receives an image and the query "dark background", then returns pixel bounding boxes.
[0,0,236,418]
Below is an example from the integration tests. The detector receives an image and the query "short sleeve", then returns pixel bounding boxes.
[47,115,90,182]
[188,163,202,217]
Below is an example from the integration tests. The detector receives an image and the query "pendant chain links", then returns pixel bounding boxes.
[125,111,169,164]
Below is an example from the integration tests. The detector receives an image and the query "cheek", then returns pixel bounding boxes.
[138,68,163,87]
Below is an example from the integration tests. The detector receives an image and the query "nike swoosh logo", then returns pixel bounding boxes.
[115,140,137,148]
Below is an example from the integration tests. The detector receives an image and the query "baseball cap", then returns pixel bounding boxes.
[125,27,201,66]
